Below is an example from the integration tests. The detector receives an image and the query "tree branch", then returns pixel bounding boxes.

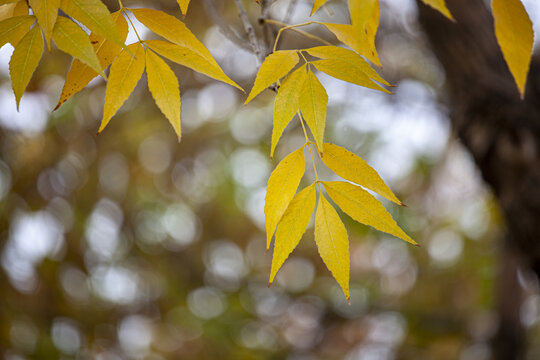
[233,0,265,65]
[202,0,253,52]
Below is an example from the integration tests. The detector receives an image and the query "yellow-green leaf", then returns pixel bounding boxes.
[321,143,401,205]
[0,1,28,21]
[270,183,316,284]
[52,16,105,78]
[99,42,146,133]
[13,1,28,16]
[177,0,190,15]
[271,65,307,158]
[323,23,380,66]
[9,24,43,109]
[323,181,416,245]
[312,58,389,92]
[29,0,60,49]
[265,146,305,250]
[54,11,128,110]
[60,0,126,50]
[315,193,349,300]
[306,45,389,86]
[421,0,453,20]
[311,0,329,16]
[245,50,299,104]
[299,68,327,151]
[130,8,212,62]
[492,0,533,97]
[0,15,35,48]
[146,50,182,139]
[348,0,380,65]
[145,40,241,90]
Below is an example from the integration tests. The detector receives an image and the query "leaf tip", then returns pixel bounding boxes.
[400,202,408,207]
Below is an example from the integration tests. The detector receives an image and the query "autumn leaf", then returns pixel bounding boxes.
[492,0,533,97]
[265,146,305,250]
[52,16,105,78]
[306,45,389,92]
[146,49,182,139]
[245,50,299,104]
[13,1,28,16]
[0,15,35,48]
[348,0,380,65]
[145,40,241,90]
[271,65,307,158]
[321,143,402,205]
[323,181,417,245]
[310,0,329,16]
[60,0,126,50]
[421,0,453,20]
[29,0,60,49]
[323,23,380,66]
[55,11,128,110]
[315,193,350,300]
[269,183,316,284]
[99,42,146,133]
[299,67,327,152]
[9,24,43,109]
[177,0,190,15]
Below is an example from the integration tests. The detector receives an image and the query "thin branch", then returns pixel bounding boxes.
[259,0,275,56]
[233,0,265,65]
[202,0,252,52]
[264,19,332,46]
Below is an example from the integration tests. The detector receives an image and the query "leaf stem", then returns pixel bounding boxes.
[299,111,320,183]
[118,0,124,9]
[273,21,323,52]
[122,9,143,44]
[265,19,332,47]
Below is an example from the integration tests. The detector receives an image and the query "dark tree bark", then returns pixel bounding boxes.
[416,0,540,358]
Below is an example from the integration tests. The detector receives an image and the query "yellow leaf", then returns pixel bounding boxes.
[299,67,327,152]
[0,15,35,48]
[146,50,182,139]
[270,183,316,284]
[312,59,389,93]
[177,0,190,15]
[52,16,105,78]
[492,0,533,97]
[29,0,60,49]
[311,0,329,16]
[315,193,349,300]
[245,50,299,104]
[9,24,43,109]
[0,1,27,21]
[54,11,128,110]
[13,1,28,16]
[323,181,417,245]
[265,146,305,250]
[145,40,241,90]
[421,0,453,20]
[271,65,307,158]
[60,0,126,50]
[321,143,402,205]
[323,23,380,66]
[130,8,213,63]
[306,46,389,86]
[99,42,145,133]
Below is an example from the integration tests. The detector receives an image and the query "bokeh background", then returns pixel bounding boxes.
[1,0,540,359]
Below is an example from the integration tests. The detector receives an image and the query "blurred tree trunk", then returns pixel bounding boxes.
[416,0,540,358]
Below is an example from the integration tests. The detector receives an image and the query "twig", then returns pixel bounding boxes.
[259,0,275,56]
[264,19,332,46]
[202,0,253,52]
[233,0,265,66]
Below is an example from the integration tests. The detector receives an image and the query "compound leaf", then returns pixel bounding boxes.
[315,193,350,300]
[271,65,307,158]
[245,50,299,104]
[146,49,182,139]
[299,68,327,152]
[9,24,43,109]
[28,0,60,49]
[321,143,401,205]
[99,42,145,133]
[492,0,533,97]
[265,146,305,250]
[270,183,316,284]
[55,10,128,110]
[52,16,105,78]
[323,181,417,245]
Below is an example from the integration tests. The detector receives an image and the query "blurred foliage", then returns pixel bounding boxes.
[1,1,540,359]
